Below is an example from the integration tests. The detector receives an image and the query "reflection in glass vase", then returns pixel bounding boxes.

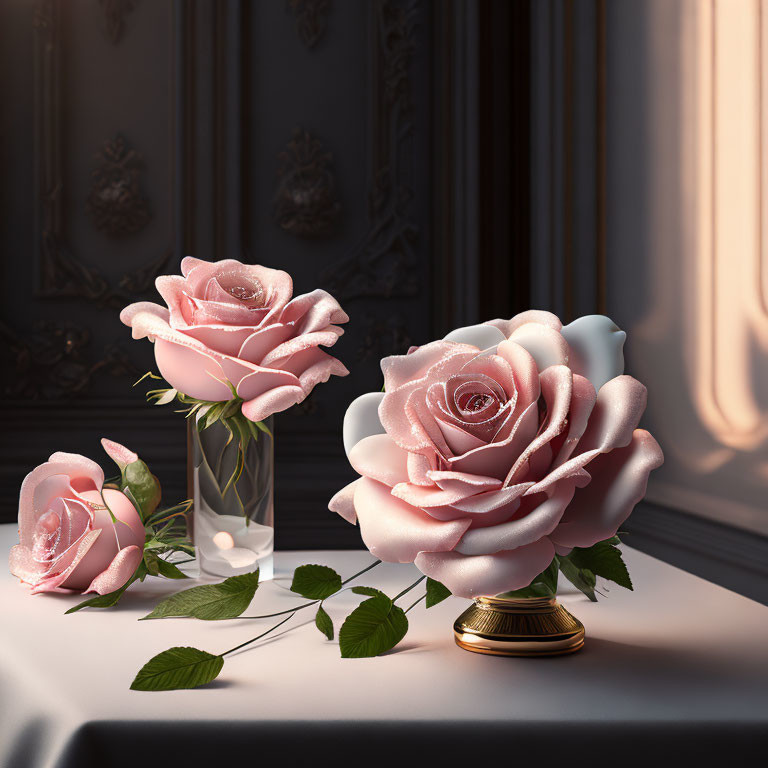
[190,417,274,579]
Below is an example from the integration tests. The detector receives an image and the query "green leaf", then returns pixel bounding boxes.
[425,578,451,608]
[152,388,177,406]
[142,570,260,621]
[498,557,560,599]
[558,557,597,602]
[144,500,192,529]
[134,370,163,387]
[290,564,342,600]
[566,540,633,591]
[65,573,139,614]
[339,595,408,658]
[254,419,273,438]
[244,418,261,442]
[130,647,224,691]
[123,459,162,521]
[350,585,387,598]
[143,549,160,576]
[155,558,189,580]
[315,605,334,640]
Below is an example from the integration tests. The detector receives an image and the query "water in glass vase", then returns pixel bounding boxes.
[189,416,274,579]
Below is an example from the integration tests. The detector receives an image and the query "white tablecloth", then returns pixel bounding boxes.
[1,523,767,768]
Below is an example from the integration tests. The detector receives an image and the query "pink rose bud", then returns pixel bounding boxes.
[9,451,145,595]
[100,438,139,469]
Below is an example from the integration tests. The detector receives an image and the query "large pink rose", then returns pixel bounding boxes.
[120,257,349,421]
[330,311,663,598]
[9,451,145,594]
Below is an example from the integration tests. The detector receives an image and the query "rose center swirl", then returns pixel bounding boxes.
[215,272,266,308]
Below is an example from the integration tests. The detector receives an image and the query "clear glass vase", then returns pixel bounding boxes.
[189,416,274,580]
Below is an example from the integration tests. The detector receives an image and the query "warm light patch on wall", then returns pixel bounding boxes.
[689,0,768,451]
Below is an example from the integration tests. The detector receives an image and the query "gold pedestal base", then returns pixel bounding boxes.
[454,596,585,657]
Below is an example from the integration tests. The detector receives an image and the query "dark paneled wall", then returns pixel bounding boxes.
[0,0,531,548]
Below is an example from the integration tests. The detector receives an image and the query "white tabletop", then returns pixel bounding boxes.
[1,523,767,767]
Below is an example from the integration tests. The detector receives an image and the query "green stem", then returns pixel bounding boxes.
[341,558,382,586]
[404,593,427,614]
[237,559,383,620]
[235,601,318,620]
[393,575,426,603]
[221,612,295,657]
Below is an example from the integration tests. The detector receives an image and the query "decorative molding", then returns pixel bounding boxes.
[34,0,108,301]
[287,0,331,49]
[32,1,171,307]
[0,320,139,400]
[319,0,420,302]
[356,314,411,361]
[118,251,171,294]
[273,127,341,239]
[86,135,151,238]
[99,0,137,45]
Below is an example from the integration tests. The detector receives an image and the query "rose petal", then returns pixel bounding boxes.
[576,374,647,455]
[119,301,170,329]
[29,529,102,594]
[525,374,649,498]
[18,457,103,549]
[380,341,476,392]
[154,338,233,401]
[183,325,255,357]
[442,323,506,350]
[391,481,488,509]
[349,434,409,487]
[234,365,303,402]
[186,296,266,328]
[293,350,349,395]
[279,289,349,334]
[495,340,541,416]
[329,480,360,524]
[379,348,479,454]
[551,374,597,467]
[155,275,192,328]
[84,545,143,595]
[414,538,556,598]
[427,470,503,493]
[183,258,293,314]
[407,452,435,486]
[343,392,386,456]
[240,384,304,422]
[434,418,487,455]
[447,481,534,514]
[238,324,294,365]
[260,330,345,369]
[550,429,664,548]
[60,489,144,591]
[454,474,585,555]
[354,478,471,563]
[485,310,563,338]
[504,365,573,486]
[446,400,539,479]
[561,314,626,392]
[46,452,105,492]
[509,323,570,371]
[100,439,138,469]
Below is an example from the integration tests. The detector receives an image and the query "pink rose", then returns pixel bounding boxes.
[120,257,350,421]
[330,310,663,598]
[9,450,144,594]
